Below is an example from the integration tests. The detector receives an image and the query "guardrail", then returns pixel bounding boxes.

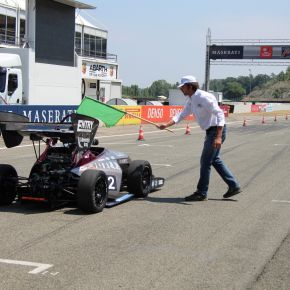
[0,105,229,125]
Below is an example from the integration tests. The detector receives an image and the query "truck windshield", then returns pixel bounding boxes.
[0,71,6,93]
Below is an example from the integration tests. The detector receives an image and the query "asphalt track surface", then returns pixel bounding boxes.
[1,115,290,289]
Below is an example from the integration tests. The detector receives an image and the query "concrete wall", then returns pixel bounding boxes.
[229,102,290,113]
[232,103,252,113]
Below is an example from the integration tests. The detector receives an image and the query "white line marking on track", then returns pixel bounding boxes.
[0,258,53,274]
[99,142,137,145]
[274,144,290,146]
[272,200,290,204]
[151,163,172,167]
[138,144,173,147]
[0,144,36,150]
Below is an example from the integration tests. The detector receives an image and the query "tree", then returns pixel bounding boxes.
[209,79,225,92]
[286,66,290,80]
[148,80,173,97]
[223,81,246,100]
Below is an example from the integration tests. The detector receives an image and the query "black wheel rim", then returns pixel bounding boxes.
[142,166,151,192]
[94,177,107,206]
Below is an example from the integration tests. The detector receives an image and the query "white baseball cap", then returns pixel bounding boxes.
[178,75,198,88]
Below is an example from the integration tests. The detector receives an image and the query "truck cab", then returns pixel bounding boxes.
[0,54,23,104]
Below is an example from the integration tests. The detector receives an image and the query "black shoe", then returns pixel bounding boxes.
[185,192,207,202]
[223,187,242,198]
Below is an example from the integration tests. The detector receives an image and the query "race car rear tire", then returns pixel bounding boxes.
[77,170,108,213]
[0,164,18,205]
[127,160,152,197]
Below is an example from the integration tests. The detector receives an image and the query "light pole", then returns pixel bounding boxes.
[249,69,252,94]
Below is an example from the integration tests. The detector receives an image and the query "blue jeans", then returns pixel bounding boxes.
[197,125,239,196]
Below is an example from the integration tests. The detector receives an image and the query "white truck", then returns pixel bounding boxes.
[0,54,23,105]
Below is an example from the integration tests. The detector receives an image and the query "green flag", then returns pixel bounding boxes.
[77,97,126,127]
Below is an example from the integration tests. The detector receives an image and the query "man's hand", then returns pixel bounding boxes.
[156,120,175,131]
[157,124,167,130]
[213,136,222,149]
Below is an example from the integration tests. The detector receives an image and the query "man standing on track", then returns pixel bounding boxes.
[157,75,241,201]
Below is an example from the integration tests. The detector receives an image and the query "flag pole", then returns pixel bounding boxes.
[123,111,174,133]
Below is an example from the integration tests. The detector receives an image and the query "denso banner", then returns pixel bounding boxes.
[141,106,195,124]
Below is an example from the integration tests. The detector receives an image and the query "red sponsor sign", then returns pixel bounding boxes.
[141,106,166,123]
[260,46,273,59]
[251,104,266,112]
[141,106,194,124]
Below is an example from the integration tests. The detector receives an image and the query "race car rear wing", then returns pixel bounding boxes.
[0,111,99,149]
[0,111,28,147]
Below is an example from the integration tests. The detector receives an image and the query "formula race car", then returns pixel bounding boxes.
[0,111,164,213]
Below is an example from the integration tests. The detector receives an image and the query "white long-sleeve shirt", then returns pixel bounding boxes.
[172,89,225,130]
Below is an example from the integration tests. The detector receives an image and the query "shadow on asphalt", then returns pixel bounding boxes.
[208,198,238,202]
[144,196,238,204]
[145,196,191,205]
[0,202,53,214]
[63,208,87,215]
[0,201,87,215]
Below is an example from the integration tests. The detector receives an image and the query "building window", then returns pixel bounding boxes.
[84,33,90,56]
[0,14,16,45]
[0,14,5,43]
[6,16,16,44]
[102,38,107,58]
[77,33,107,59]
[75,31,81,54]
[89,36,96,57]
[95,36,102,57]
[20,19,25,44]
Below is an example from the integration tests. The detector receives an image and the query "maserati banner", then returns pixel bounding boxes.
[209,46,244,59]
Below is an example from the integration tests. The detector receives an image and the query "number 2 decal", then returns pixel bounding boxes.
[107,175,117,190]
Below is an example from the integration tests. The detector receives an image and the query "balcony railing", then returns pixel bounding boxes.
[0,34,25,47]
[75,47,117,62]
[0,34,118,63]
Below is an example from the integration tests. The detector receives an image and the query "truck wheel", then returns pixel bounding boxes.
[127,160,152,197]
[0,164,18,205]
[77,170,108,213]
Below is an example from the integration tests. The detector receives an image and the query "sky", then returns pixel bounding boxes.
[79,0,290,88]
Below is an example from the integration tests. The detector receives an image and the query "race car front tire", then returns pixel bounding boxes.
[0,164,18,206]
[77,170,108,213]
[127,160,152,198]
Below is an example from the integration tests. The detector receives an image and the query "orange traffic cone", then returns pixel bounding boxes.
[243,118,247,127]
[274,115,277,122]
[286,114,288,121]
[137,125,145,141]
[185,123,191,135]
[262,115,265,124]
